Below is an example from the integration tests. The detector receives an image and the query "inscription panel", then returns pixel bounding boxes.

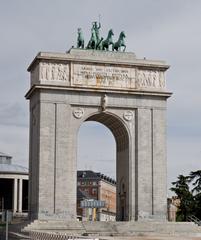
[72,63,166,91]
[72,64,136,90]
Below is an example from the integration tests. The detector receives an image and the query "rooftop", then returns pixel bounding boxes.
[77,170,116,185]
[0,164,28,174]
[0,152,28,174]
[0,152,12,158]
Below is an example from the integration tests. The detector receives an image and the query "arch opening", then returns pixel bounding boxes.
[77,112,130,221]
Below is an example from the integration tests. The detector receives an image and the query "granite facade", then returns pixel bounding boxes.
[26,49,171,221]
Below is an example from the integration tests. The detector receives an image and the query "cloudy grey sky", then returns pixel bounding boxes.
[0,0,201,195]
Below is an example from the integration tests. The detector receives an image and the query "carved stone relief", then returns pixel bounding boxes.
[36,62,166,91]
[101,94,108,112]
[136,70,165,89]
[123,110,134,121]
[73,108,84,119]
[40,62,69,82]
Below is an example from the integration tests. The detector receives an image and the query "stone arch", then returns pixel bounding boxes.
[81,111,130,151]
[26,49,171,223]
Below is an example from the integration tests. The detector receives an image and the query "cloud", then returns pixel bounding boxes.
[0,124,29,167]
[0,102,28,127]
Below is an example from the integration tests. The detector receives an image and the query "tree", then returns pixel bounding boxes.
[171,170,201,221]
[189,170,201,193]
[170,175,194,221]
[189,170,201,219]
[194,193,201,219]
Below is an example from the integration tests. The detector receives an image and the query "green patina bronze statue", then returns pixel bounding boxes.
[113,31,126,52]
[93,21,101,43]
[101,29,114,51]
[77,28,84,49]
[86,26,98,49]
[87,21,103,50]
[76,21,126,52]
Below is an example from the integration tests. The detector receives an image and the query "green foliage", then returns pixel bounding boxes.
[189,170,201,193]
[171,170,201,221]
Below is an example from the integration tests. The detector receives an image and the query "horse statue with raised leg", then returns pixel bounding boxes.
[100,29,114,51]
[113,31,126,52]
[77,28,84,49]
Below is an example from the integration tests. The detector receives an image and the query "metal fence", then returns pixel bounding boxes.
[29,231,99,240]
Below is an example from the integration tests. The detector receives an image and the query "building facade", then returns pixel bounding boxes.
[0,152,28,216]
[167,197,180,222]
[77,170,116,221]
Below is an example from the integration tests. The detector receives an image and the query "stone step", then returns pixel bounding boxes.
[23,220,85,233]
[23,221,201,237]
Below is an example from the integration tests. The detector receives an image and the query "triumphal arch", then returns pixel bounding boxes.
[26,46,171,222]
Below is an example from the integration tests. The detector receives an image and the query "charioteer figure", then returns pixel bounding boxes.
[93,21,101,43]
[87,21,103,50]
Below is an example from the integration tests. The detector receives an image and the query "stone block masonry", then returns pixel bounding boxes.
[26,48,171,222]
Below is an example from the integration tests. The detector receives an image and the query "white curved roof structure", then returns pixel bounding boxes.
[0,152,28,174]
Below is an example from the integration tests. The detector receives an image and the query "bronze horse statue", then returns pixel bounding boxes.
[101,29,114,51]
[113,31,126,52]
[77,28,84,49]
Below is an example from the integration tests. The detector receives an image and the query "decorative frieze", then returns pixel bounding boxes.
[136,69,165,89]
[40,63,69,82]
[30,60,166,92]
